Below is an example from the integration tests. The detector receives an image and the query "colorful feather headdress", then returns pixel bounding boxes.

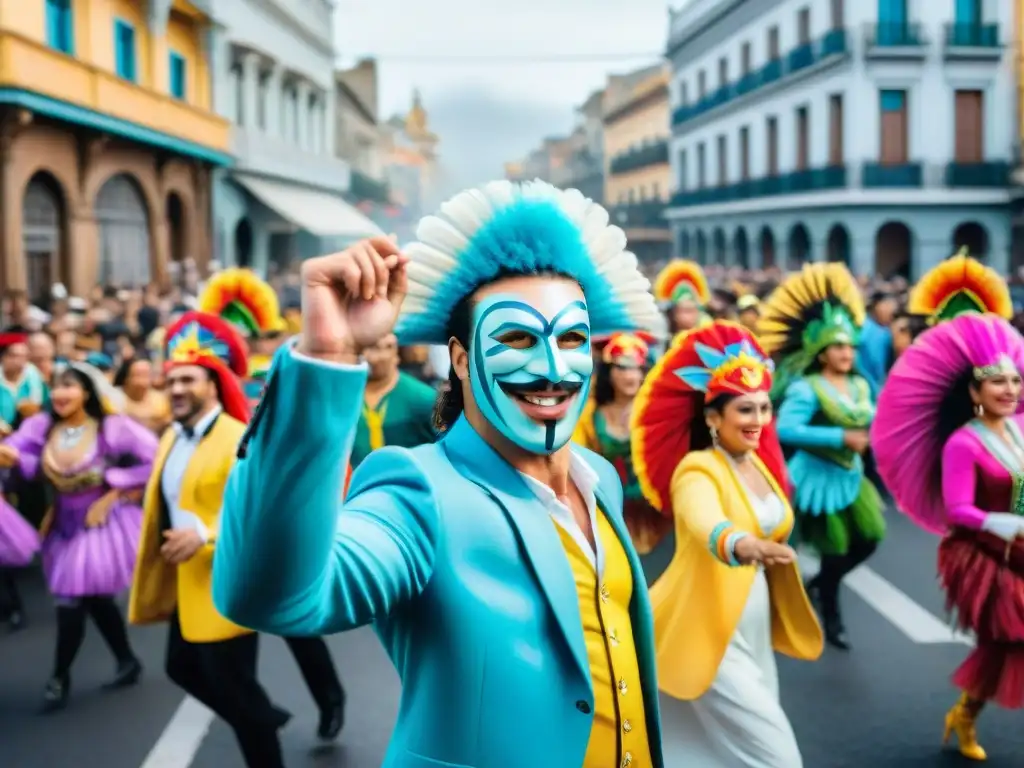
[394,180,664,345]
[595,332,654,368]
[873,314,1024,534]
[165,311,251,423]
[653,260,711,308]
[199,268,286,339]
[907,248,1012,323]
[757,263,864,398]
[631,321,786,514]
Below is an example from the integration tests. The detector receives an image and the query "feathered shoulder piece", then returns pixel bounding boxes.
[631,321,786,515]
[907,248,1012,322]
[199,268,284,337]
[395,180,664,345]
[653,260,711,307]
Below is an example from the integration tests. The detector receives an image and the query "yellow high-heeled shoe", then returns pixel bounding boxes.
[942,692,987,761]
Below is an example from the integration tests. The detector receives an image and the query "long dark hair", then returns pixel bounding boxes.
[936,368,979,452]
[113,353,150,389]
[47,367,106,438]
[431,269,575,432]
[689,393,738,451]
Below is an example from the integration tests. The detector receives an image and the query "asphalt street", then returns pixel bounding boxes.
[2,509,1023,768]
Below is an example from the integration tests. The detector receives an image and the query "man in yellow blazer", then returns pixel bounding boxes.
[129,311,296,768]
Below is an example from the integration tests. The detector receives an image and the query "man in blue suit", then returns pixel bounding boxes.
[213,181,666,767]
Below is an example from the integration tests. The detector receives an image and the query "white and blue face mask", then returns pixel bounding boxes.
[469,283,593,455]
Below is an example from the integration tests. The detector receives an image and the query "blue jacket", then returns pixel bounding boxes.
[213,345,665,768]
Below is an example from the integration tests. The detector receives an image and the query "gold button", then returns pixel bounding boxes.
[621,753,633,767]
[623,718,632,733]
[609,627,620,646]
[618,677,628,694]
[600,583,610,603]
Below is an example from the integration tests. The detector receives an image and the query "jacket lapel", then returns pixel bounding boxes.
[441,418,590,683]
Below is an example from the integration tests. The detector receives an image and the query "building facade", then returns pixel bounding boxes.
[665,0,1013,280]
[210,0,379,274]
[335,59,389,207]
[603,63,672,264]
[0,0,230,301]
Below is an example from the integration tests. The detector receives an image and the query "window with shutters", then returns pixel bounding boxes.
[114,19,136,81]
[798,8,811,43]
[795,106,809,170]
[697,142,706,188]
[766,117,779,175]
[741,42,752,75]
[698,70,706,98]
[717,134,728,186]
[768,26,780,58]
[739,126,750,180]
[46,0,74,54]
[679,149,688,190]
[954,90,983,163]
[829,93,844,165]
[879,90,908,164]
[169,52,187,100]
[718,57,728,87]
[831,0,844,27]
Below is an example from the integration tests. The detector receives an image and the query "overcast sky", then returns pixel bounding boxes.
[334,0,674,192]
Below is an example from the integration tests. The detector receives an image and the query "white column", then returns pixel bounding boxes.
[264,63,281,137]
[296,81,311,150]
[241,51,260,129]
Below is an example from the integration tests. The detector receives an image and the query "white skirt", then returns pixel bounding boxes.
[666,569,803,767]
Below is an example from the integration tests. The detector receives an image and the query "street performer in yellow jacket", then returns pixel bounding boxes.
[632,320,822,766]
[128,311,295,767]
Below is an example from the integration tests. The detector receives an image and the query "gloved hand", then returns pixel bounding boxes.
[981,513,1024,542]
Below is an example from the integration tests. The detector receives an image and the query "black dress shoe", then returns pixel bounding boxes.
[102,658,142,690]
[317,699,345,741]
[6,609,25,632]
[824,617,851,651]
[41,677,69,713]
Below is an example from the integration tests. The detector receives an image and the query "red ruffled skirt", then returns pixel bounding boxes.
[938,527,1024,708]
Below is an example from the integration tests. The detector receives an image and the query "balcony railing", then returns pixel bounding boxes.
[349,169,391,203]
[866,22,926,48]
[609,141,669,174]
[861,162,923,187]
[669,165,847,207]
[945,22,1000,48]
[945,161,1009,187]
[609,201,669,229]
[672,29,848,128]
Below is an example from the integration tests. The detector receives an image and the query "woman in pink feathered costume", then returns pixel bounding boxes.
[873,313,1024,762]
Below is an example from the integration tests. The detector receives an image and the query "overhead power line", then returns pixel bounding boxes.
[343,52,664,64]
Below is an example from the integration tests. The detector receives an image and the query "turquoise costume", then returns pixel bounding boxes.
[213,180,666,767]
[758,263,884,651]
[0,366,45,431]
[777,375,884,555]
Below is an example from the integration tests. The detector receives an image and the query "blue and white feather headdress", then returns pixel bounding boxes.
[395,180,664,345]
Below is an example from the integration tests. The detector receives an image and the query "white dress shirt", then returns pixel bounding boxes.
[160,405,222,539]
[520,452,604,575]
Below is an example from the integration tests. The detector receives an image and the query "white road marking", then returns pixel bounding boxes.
[139,696,214,768]
[798,545,972,645]
[843,566,973,646]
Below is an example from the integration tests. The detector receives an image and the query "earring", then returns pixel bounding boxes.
[710,425,719,445]
[975,403,984,418]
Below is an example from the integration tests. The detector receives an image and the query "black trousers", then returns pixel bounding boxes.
[283,635,344,711]
[165,613,288,768]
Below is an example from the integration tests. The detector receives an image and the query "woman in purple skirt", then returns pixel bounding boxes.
[0,362,157,711]
[0,480,39,629]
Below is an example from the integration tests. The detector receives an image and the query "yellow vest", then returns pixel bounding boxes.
[554,510,653,768]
